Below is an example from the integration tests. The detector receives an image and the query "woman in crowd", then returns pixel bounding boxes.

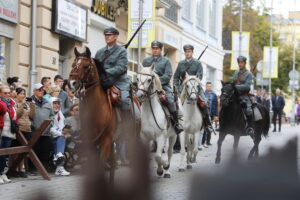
[7,77,22,99]
[9,88,36,178]
[0,86,17,184]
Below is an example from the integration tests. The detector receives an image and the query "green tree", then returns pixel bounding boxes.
[222,0,279,82]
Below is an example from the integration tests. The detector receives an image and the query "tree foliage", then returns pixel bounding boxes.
[222,0,280,85]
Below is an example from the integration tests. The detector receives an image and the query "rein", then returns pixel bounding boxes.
[184,78,199,104]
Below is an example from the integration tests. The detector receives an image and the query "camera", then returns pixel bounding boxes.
[25,97,33,102]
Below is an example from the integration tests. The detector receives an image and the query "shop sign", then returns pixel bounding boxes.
[0,0,18,24]
[91,0,116,21]
[52,0,87,42]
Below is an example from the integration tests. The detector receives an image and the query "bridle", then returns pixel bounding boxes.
[137,72,157,101]
[70,56,100,97]
[221,85,235,106]
[184,78,199,103]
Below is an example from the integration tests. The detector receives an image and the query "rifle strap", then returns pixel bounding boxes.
[101,45,120,63]
[234,71,248,84]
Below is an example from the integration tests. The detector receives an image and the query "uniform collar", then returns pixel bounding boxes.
[152,55,162,62]
[106,44,118,52]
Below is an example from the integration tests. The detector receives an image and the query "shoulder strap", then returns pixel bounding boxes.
[101,45,120,63]
[234,70,248,84]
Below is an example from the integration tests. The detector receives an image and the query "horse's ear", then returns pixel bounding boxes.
[85,47,91,58]
[74,47,79,57]
[185,72,190,78]
[150,63,155,71]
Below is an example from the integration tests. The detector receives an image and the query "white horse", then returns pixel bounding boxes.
[136,65,178,178]
[178,73,203,171]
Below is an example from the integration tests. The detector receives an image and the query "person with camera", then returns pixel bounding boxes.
[49,97,70,176]
[0,86,17,184]
[8,88,36,178]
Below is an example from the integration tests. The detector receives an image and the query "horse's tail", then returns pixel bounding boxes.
[257,104,270,137]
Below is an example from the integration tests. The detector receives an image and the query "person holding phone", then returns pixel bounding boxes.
[9,88,35,178]
[49,97,70,176]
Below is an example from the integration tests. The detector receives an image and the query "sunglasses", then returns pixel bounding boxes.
[3,92,10,95]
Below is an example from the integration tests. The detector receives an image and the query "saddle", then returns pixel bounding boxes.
[157,90,169,106]
[107,86,122,106]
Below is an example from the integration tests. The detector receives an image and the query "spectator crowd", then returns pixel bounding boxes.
[0,75,80,184]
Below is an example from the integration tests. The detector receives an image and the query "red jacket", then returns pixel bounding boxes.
[0,99,16,129]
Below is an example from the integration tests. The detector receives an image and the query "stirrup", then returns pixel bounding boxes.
[246,127,255,138]
[174,123,183,135]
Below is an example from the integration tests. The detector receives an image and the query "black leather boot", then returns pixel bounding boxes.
[171,111,183,135]
[246,115,255,138]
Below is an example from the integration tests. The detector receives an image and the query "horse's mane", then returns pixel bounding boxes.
[140,66,162,91]
[180,75,201,102]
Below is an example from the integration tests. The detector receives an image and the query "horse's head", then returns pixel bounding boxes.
[69,47,98,91]
[136,64,161,101]
[220,81,237,107]
[182,73,201,102]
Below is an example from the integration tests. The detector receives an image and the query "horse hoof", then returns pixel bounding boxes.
[163,164,170,170]
[157,170,163,176]
[164,173,171,178]
[215,158,221,164]
[178,168,185,172]
[187,165,192,170]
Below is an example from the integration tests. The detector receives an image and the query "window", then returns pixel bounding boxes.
[206,66,216,89]
[127,48,138,82]
[209,0,217,38]
[0,36,10,83]
[182,0,192,21]
[196,0,205,29]
[164,0,179,23]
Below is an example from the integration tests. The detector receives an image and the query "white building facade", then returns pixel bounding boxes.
[179,0,224,94]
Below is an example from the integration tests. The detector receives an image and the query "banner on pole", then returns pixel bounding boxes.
[127,0,155,48]
[263,46,279,78]
[230,31,250,70]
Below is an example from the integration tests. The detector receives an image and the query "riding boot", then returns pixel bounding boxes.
[246,115,255,138]
[170,111,183,135]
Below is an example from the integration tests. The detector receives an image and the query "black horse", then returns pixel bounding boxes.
[215,81,270,164]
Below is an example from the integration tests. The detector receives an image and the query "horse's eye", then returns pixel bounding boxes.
[186,85,189,88]
[147,79,151,83]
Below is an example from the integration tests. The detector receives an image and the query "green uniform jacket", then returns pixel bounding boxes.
[173,58,203,93]
[233,68,253,94]
[95,44,130,90]
[142,56,172,87]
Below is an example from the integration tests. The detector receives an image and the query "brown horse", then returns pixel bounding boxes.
[69,47,118,180]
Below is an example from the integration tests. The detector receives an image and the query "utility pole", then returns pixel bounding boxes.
[137,0,144,73]
[239,0,243,56]
[268,0,273,125]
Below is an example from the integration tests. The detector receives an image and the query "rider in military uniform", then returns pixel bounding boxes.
[94,27,131,110]
[233,56,254,137]
[142,40,183,135]
[173,44,214,134]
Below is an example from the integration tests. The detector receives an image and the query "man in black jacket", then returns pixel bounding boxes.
[272,88,285,132]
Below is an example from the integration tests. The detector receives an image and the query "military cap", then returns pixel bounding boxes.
[103,27,119,35]
[183,44,194,51]
[151,40,163,49]
[237,55,247,63]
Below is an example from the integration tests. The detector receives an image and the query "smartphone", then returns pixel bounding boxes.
[25,97,33,102]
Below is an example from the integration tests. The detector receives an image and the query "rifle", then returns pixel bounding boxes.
[198,45,208,60]
[123,19,147,49]
[164,49,169,57]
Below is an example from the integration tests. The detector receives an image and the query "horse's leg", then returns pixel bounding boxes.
[155,135,165,176]
[192,131,200,163]
[109,143,115,184]
[186,134,193,169]
[178,131,186,172]
[164,135,176,178]
[215,132,226,164]
[233,135,240,153]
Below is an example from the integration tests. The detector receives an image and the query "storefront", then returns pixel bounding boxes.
[51,0,88,78]
[0,0,18,83]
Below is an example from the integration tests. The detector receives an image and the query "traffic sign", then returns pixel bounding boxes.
[256,60,263,72]
[288,70,300,80]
